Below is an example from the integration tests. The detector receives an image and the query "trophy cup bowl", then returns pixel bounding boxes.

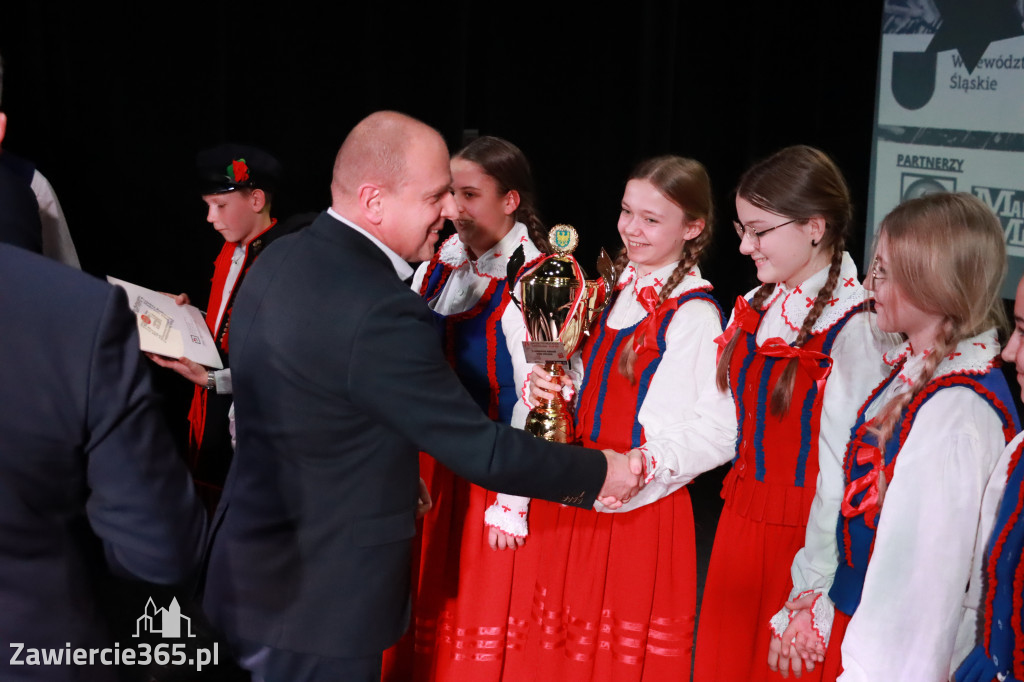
[516,225,614,443]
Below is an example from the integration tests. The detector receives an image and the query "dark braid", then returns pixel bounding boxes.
[716,282,776,392]
[521,204,551,254]
[768,243,844,415]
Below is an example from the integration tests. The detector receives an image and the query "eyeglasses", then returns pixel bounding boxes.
[870,257,886,282]
[733,217,798,248]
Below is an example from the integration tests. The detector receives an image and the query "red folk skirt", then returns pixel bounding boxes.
[692,468,822,682]
[382,452,524,682]
[499,475,697,681]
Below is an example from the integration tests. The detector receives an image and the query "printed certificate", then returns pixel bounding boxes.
[107,276,224,369]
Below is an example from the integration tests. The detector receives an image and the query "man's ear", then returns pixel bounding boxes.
[0,112,7,146]
[357,183,385,226]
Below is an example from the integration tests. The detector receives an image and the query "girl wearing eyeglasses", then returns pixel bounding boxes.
[694,145,888,681]
[773,192,1018,681]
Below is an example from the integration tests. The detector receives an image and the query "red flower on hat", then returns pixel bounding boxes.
[229,158,250,183]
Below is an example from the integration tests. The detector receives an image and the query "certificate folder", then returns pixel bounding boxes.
[107,276,224,370]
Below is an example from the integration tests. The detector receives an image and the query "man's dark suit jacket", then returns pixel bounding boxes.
[0,246,206,681]
[0,163,42,253]
[203,211,608,659]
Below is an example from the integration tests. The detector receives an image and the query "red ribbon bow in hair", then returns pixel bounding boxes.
[231,158,250,183]
[714,295,762,349]
[840,436,890,529]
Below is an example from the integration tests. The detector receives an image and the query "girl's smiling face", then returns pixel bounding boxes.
[618,179,702,277]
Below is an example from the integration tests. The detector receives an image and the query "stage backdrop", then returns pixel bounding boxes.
[866,0,1024,297]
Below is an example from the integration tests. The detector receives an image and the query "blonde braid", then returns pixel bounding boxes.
[612,247,631,283]
[869,319,958,451]
[618,253,700,383]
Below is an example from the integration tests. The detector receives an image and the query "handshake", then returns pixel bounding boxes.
[596,448,648,508]
[529,365,648,509]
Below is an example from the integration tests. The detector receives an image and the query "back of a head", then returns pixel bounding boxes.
[737,145,852,251]
[331,111,438,202]
[879,191,1007,337]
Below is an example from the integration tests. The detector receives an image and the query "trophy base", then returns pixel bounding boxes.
[524,363,576,443]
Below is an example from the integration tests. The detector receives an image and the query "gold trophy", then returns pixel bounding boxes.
[508,225,614,443]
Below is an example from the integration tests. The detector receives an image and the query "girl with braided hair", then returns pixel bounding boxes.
[776,192,1019,681]
[382,135,553,682]
[500,155,732,681]
[694,145,889,681]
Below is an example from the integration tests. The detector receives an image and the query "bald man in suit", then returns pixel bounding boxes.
[202,111,644,681]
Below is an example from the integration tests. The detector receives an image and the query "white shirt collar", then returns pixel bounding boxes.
[617,261,710,299]
[437,222,539,279]
[327,207,414,280]
[765,252,867,334]
[884,327,1001,384]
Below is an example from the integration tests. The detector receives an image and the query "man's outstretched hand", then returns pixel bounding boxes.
[596,449,645,509]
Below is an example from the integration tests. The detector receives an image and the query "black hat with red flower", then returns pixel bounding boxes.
[196,143,282,195]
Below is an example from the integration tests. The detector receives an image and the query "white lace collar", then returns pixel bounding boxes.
[616,261,711,301]
[760,252,867,334]
[437,222,541,280]
[884,328,1001,385]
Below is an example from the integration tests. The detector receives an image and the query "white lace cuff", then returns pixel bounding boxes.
[768,590,834,648]
[769,606,793,639]
[521,374,535,409]
[808,591,834,647]
[484,495,530,538]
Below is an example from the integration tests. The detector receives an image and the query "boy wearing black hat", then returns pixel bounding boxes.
[150,143,298,514]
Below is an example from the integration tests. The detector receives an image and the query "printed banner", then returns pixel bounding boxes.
[867,0,1024,297]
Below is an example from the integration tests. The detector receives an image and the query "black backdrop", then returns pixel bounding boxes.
[1,1,884,311]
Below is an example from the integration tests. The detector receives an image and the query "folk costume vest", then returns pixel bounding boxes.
[720,289,866,527]
[187,218,278,451]
[830,347,1020,617]
[576,281,722,452]
[418,230,543,422]
[955,435,1024,682]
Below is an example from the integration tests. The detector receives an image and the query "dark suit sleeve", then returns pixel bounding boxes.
[0,166,42,254]
[83,286,206,583]
[349,287,607,507]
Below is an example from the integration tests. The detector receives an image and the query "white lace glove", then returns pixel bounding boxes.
[769,590,835,649]
[484,494,530,538]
